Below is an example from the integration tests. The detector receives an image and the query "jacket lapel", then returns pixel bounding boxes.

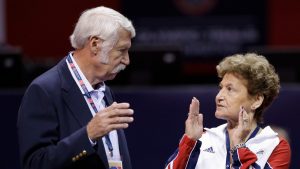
[104,87,114,105]
[104,88,132,169]
[58,59,93,127]
[96,87,114,169]
[118,130,132,169]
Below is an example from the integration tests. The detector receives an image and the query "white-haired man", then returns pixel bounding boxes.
[18,6,135,169]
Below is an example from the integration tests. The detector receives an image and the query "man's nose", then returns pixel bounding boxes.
[122,53,130,65]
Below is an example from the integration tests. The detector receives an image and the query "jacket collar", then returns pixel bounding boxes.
[58,58,92,127]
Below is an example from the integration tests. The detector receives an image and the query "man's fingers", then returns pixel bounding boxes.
[109,123,130,130]
[109,116,134,124]
[113,102,130,109]
[102,102,117,112]
[106,108,134,117]
[103,102,130,112]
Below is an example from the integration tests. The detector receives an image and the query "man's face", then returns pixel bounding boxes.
[98,28,132,81]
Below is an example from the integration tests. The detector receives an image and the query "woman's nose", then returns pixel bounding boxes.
[216,90,224,100]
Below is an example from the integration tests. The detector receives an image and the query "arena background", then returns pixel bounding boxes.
[1,0,299,168]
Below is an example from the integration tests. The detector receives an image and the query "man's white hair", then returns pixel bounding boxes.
[70,6,135,62]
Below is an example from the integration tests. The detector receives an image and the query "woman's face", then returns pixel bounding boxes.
[215,73,255,121]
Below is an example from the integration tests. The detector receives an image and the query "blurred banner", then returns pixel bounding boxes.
[132,17,261,58]
[123,0,266,58]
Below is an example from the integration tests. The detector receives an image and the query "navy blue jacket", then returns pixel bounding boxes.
[17,58,132,169]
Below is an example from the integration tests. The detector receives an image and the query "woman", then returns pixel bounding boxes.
[165,53,291,169]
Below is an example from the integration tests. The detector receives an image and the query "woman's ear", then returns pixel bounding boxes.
[251,94,264,110]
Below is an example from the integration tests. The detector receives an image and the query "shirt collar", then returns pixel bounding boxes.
[67,52,106,94]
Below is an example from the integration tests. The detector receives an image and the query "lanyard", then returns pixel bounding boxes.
[225,126,260,168]
[66,54,114,157]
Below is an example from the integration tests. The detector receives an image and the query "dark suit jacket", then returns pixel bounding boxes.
[17,58,132,169]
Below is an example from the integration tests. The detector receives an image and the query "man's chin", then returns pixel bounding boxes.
[107,73,117,80]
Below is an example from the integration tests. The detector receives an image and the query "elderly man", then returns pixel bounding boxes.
[18,6,135,169]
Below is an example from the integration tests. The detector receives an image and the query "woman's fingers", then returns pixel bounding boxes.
[189,97,200,116]
[185,97,203,141]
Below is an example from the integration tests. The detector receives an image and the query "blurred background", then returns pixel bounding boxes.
[1,0,299,168]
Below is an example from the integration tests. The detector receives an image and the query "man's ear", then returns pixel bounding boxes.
[89,36,101,55]
[251,94,264,110]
